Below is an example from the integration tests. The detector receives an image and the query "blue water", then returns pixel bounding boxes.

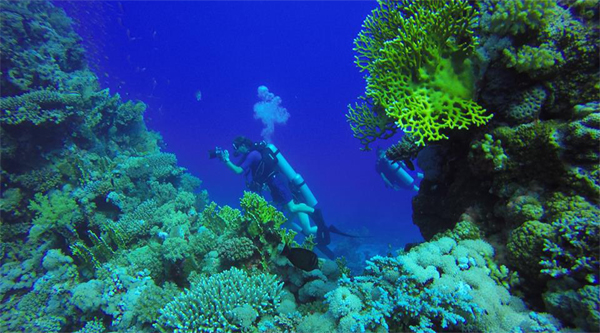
[57,1,424,253]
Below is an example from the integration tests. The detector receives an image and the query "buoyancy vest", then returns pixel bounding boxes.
[250,141,279,184]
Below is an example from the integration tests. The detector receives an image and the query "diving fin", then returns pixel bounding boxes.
[316,243,336,260]
[283,246,319,271]
[328,225,360,238]
[311,208,326,229]
[311,208,331,246]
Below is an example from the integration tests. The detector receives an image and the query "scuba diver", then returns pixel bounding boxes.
[375,147,422,192]
[211,136,356,260]
[215,136,317,236]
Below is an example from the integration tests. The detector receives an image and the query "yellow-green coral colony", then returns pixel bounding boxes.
[348,0,493,147]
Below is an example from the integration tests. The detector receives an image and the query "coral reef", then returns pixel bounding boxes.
[323,234,559,333]
[1,0,598,332]
[344,0,598,331]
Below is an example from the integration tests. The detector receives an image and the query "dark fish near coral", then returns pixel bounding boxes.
[282,246,318,271]
[403,159,415,171]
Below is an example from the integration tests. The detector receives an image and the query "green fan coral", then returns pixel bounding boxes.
[349,0,492,147]
[200,201,243,235]
[240,191,287,238]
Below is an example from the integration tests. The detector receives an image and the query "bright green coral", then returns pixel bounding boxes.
[240,191,287,238]
[350,0,492,147]
[200,201,243,235]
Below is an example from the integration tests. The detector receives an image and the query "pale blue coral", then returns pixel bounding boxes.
[157,267,283,333]
[353,238,560,332]
[325,274,394,333]
[395,276,481,333]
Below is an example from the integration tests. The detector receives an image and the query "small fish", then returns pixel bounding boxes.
[282,246,318,271]
[403,159,415,171]
[195,90,202,101]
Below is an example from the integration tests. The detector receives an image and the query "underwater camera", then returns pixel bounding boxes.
[208,147,223,159]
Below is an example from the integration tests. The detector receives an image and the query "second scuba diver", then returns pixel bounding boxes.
[375,147,422,192]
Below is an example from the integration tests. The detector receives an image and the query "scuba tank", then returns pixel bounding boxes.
[266,143,318,207]
[390,160,415,188]
[381,157,416,190]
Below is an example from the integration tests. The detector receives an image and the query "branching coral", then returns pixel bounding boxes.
[507,220,553,279]
[240,191,287,238]
[346,102,397,151]
[113,199,158,242]
[540,216,599,284]
[385,133,422,163]
[326,237,559,333]
[349,0,492,147]
[120,152,183,180]
[481,0,556,36]
[157,267,283,333]
[200,201,243,235]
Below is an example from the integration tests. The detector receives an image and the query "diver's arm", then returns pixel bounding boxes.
[221,150,244,174]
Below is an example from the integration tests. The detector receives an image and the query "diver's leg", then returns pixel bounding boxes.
[286,200,317,235]
[289,221,303,233]
[287,200,315,214]
[297,212,317,235]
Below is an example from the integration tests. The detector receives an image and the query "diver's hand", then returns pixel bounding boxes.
[220,149,230,163]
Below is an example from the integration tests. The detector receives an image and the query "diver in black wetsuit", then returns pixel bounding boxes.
[215,135,358,260]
